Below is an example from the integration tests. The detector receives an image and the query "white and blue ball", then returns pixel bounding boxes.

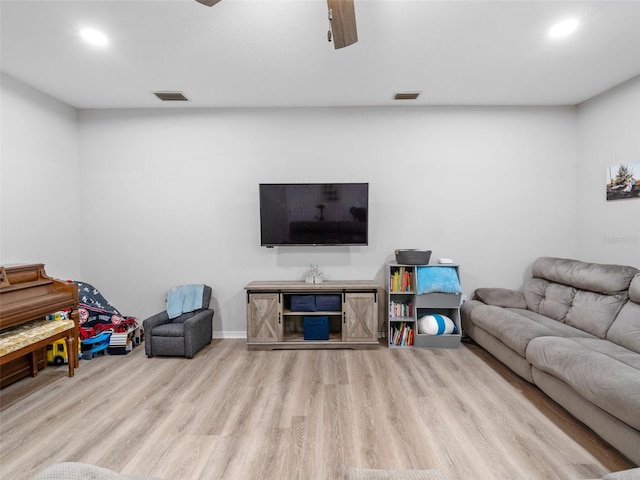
[417,314,456,335]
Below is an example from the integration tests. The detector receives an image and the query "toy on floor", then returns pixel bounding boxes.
[46,309,81,364]
[80,330,112,360]
[46,339,80,365]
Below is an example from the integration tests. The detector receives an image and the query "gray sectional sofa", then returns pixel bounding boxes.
[461,257,640,465]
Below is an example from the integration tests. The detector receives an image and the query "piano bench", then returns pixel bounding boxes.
[0,319,77,379]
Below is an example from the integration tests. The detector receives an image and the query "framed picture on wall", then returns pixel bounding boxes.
[606,161,640,201]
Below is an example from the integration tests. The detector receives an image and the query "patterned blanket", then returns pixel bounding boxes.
[74,282,137,337]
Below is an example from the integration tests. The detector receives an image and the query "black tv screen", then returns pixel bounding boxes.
[259,183,369,247]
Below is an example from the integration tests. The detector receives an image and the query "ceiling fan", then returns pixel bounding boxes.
[195,0,358,49]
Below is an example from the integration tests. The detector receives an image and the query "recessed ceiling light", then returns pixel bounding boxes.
[80,28,108,47]
[549,19,579,38]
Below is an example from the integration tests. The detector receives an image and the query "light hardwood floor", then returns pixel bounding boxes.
[0,339,634,480]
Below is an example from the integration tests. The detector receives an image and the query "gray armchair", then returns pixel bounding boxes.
[143,285,214,358]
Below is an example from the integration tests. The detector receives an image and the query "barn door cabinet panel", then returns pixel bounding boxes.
[247,292,282,343]
[343,292,378,343]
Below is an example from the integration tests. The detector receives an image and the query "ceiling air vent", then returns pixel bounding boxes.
[153,91,189,102]
[394,92,421,100]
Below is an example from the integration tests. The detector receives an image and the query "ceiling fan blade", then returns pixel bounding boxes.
[327,0,358,49]
[195,0,222,6]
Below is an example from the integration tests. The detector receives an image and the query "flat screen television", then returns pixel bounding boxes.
[259,183,369,247]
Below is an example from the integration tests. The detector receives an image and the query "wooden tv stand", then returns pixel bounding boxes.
[245,280,381,350]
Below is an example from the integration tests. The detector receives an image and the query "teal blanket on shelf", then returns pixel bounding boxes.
[416,267,461,294]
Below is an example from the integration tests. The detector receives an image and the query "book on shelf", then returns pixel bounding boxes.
[390,322,414,346]
[390,300,413,318]
[390,267,414,293]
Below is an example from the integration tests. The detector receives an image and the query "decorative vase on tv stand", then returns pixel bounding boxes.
[305,265,323,284]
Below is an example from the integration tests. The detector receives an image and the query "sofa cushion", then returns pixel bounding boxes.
[526,336,640,431]
[170,310,198,323]
[467,304,589,356]
[524,264,631,338]
[474,288,526,309]
[607,274,640,354]
[531,257,639,294]
[523,278,575,321]
[151,323,184,337]
[506,309,595,339]
[468,305,542,356]
[629,273,640,302]
[564,290,629,338]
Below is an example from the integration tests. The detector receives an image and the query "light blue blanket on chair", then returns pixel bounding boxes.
[167,284,205,319]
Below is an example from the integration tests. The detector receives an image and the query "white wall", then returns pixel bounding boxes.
[4,71,638,337]
[576,75,640,267]
[78,106,577,334]
[0,73,81,280]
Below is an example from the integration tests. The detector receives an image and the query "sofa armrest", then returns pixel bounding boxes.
[142,311,170,332]
[183,309,214,357]
[473,288,527,309]
[142,311,170,357]
[183,309,213,332]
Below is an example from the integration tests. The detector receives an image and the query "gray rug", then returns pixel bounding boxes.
[32,462,161,480]
[344,469,445,480]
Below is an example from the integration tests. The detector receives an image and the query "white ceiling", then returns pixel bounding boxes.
[1,0,639,109]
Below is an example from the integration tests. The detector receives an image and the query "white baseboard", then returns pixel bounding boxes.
[212,331,247,339]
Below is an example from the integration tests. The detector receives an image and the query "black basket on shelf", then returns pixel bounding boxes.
[394,249,432,265]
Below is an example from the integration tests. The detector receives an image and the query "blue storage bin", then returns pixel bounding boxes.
[315,294,341,311]
[291,295,316,312]
[303,316,330,340]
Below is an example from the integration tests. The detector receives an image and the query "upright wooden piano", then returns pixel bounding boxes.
[0,263,79,388]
